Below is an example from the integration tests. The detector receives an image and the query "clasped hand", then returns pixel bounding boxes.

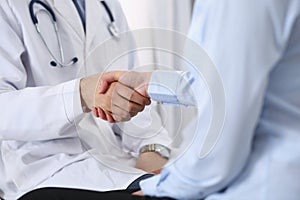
[80,71,152,123]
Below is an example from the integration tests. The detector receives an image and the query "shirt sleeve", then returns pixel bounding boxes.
[140,0,295,199]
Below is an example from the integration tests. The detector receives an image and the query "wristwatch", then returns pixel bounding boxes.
[139,144,171,159]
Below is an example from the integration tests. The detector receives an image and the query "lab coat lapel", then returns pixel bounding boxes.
[51,0,85,40]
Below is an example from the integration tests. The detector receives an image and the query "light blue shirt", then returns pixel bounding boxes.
[141,0,300,199]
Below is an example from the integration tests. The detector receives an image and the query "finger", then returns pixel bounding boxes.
[98,79,109,94]
[116,84,151,106]
[111,105,132,122]
[96,94,113,114]
[105,111,115,123]
[97,107,107,121]
[92,107,99,117]
[98,71,126,93]
[112,103,141,122]
[145,97,151,105]
[112,92,146,114]
[132,190,144,196]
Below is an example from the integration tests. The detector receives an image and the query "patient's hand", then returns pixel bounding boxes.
[99,71,152,98]
[95,71,153,122]
[132,190,144,196]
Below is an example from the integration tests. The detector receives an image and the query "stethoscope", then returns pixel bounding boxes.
[29,0,119,67]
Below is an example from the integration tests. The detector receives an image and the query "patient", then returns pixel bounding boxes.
[93,0,300,199]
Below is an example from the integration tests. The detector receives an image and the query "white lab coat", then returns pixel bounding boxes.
[0,0,170,199]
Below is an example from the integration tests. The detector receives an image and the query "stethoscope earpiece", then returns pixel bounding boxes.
[50,61,57,67]
[50,57,78,67]
[72,57,79,64]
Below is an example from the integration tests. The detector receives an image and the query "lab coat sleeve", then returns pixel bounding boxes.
[0,2,83,141]
[140,0,293,199]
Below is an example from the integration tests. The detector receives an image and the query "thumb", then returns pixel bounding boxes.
[98,79,109,94]
[98,71,126,93]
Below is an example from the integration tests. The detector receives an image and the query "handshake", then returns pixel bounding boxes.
[80,71,153,123]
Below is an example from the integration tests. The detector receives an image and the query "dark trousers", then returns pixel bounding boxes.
[18,188,174,200]
[18,174,174,200]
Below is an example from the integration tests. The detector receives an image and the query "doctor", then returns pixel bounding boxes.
[98,0,300,199]
[0,0,171,199]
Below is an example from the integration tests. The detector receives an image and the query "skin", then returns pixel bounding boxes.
[133,152,166,197]
[80,72,151,122]
[96,71,152,122]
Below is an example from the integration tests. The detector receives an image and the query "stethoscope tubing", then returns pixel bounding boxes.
[29,0,118,67]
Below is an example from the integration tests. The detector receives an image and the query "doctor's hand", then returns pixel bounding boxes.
[80,73,151,123]
[96,71,153,122]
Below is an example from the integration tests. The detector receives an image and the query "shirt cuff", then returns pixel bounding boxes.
[148,70,183,105]
[62,79,84,124]
[148,70,197,106]
[140,165,206,199]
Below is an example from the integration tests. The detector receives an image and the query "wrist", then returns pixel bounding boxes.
[79,74,99,112]
[136,151,168,173]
